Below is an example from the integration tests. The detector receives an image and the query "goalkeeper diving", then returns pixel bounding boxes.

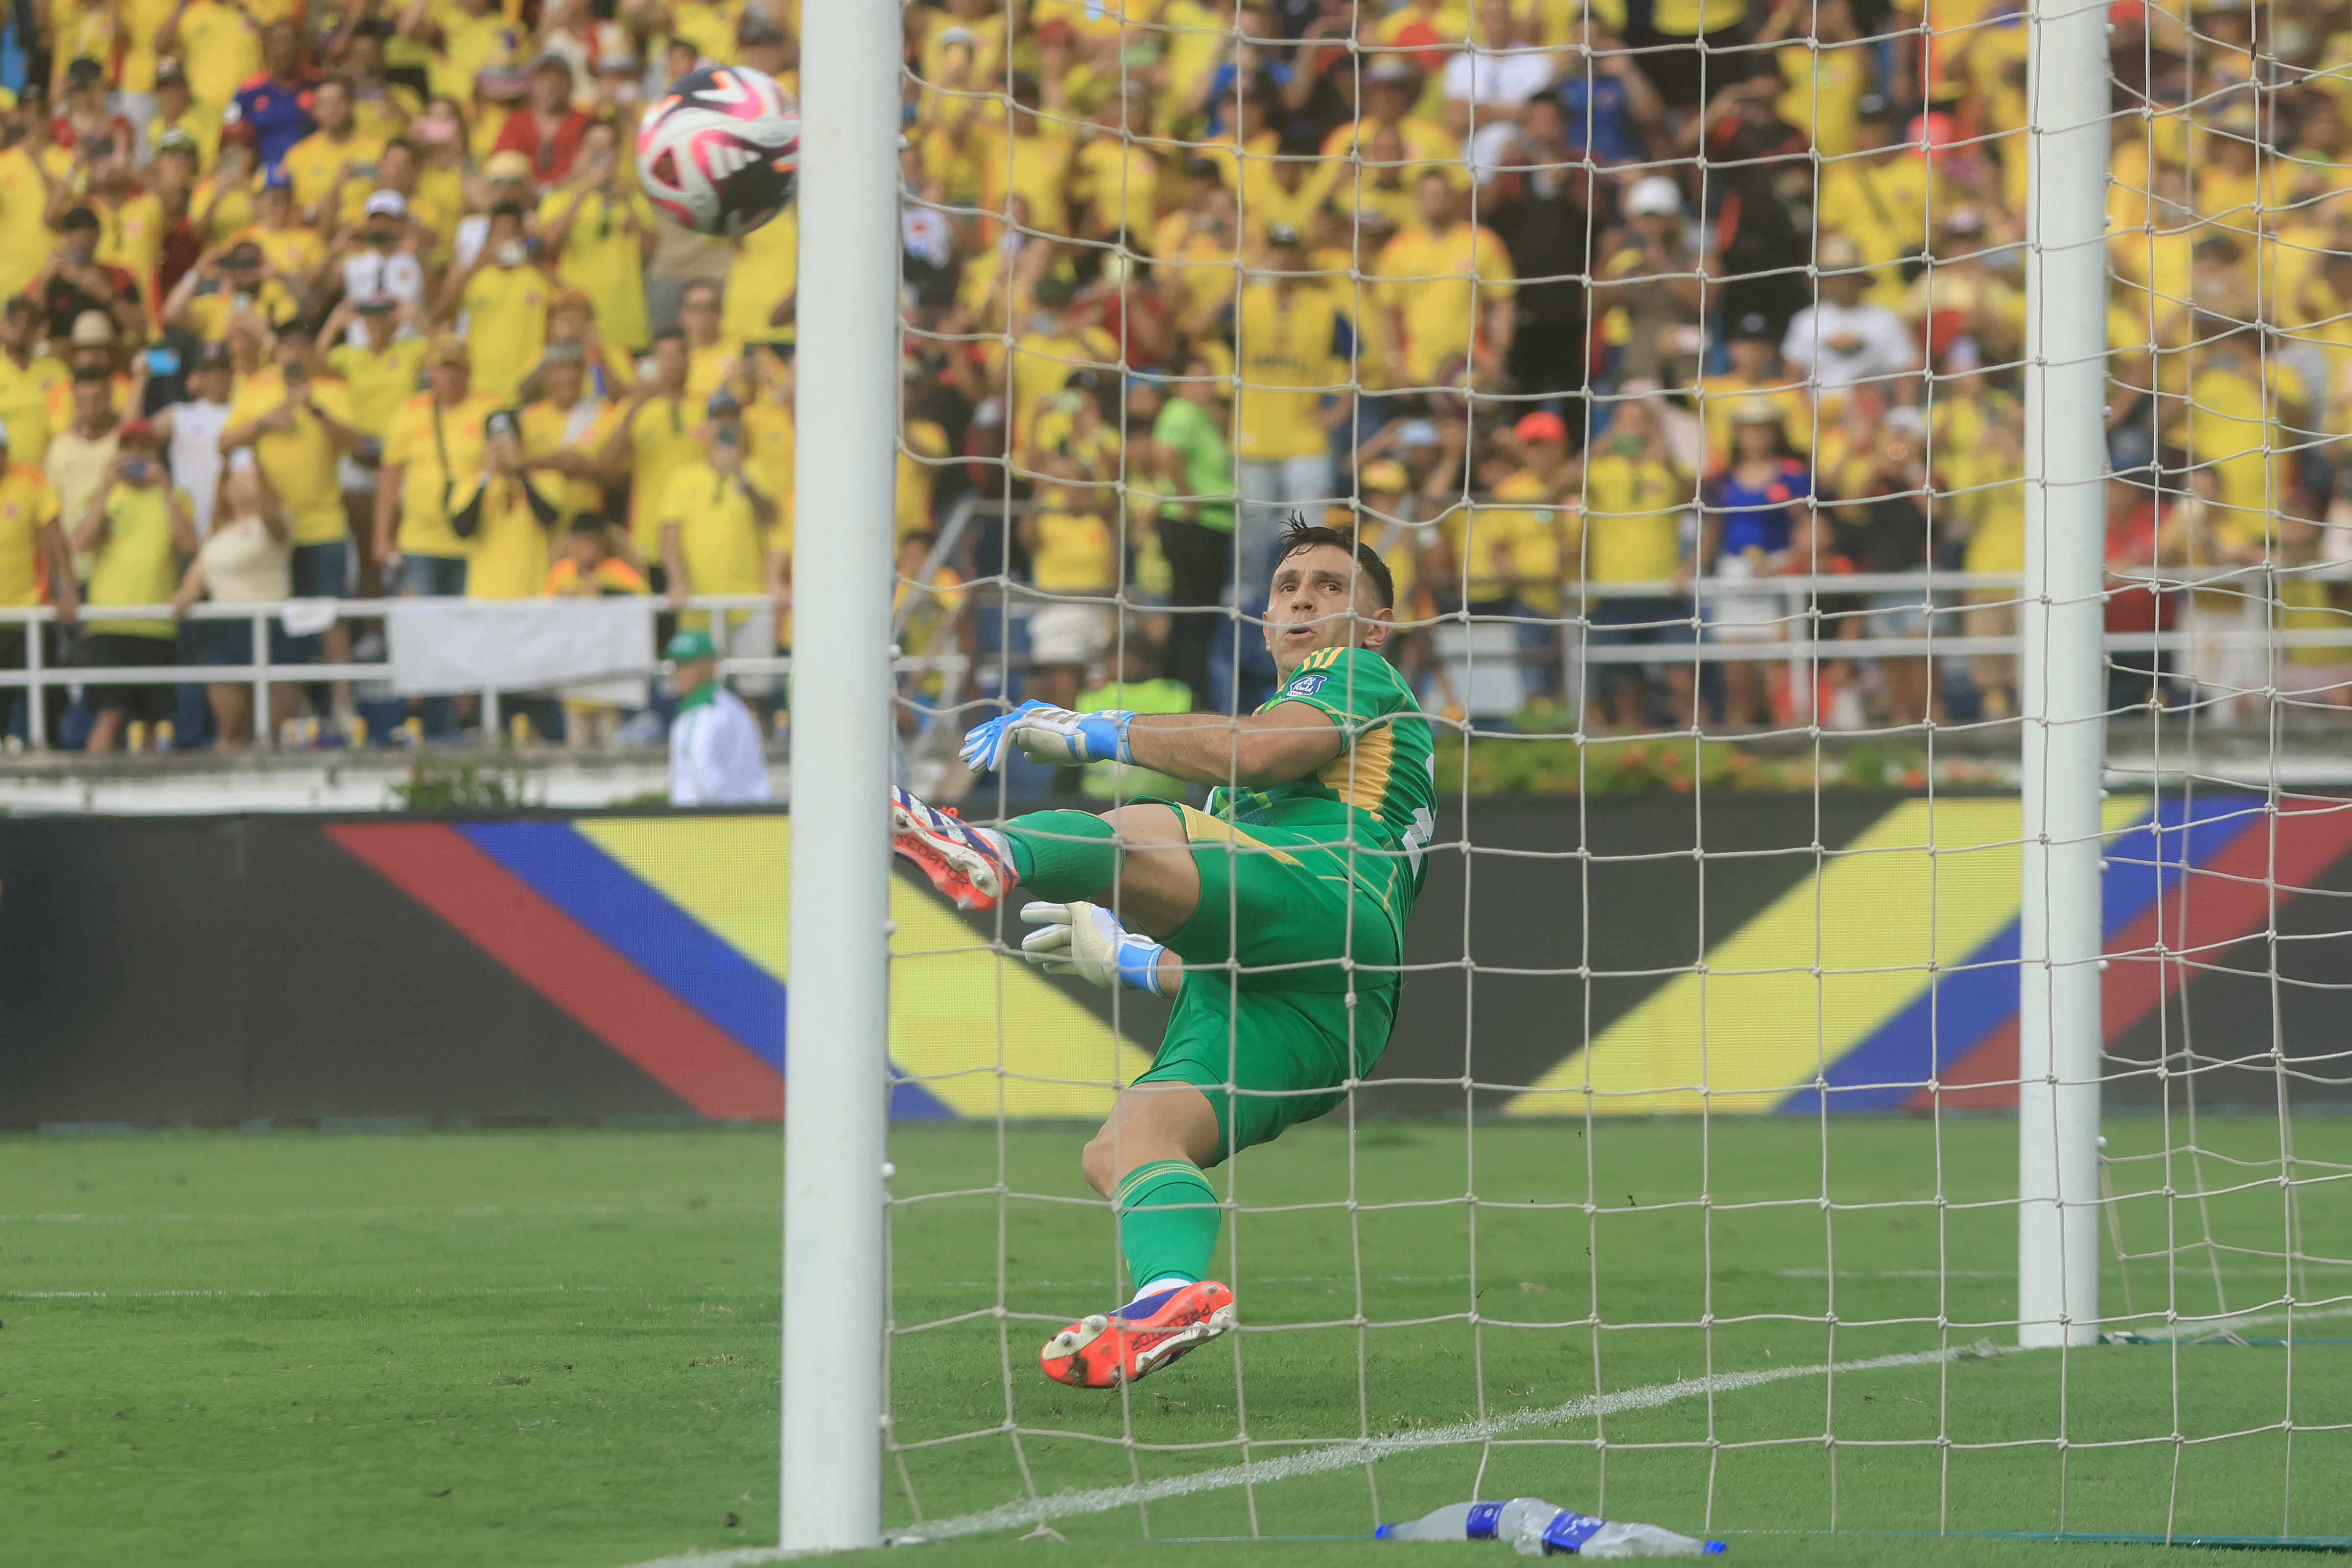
[891,518,1436,1389]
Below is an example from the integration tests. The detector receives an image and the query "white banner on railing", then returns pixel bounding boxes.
[385,598,656,697]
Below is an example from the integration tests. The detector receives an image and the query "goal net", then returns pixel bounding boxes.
[861,0,2352,1550]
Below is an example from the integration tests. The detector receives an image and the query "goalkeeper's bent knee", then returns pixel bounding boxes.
[1003,810,1121,901]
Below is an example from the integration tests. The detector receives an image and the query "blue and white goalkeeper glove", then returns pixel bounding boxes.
[959,699,1135,772]
[1017,901,1170,997]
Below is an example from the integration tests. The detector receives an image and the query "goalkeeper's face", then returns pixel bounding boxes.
[1264,543,1393,679]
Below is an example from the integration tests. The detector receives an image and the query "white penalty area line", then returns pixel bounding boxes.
[610,1299,2352,1568]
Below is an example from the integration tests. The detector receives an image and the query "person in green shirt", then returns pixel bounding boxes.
[892,517,1437,1391]
[1146,359,1236,710]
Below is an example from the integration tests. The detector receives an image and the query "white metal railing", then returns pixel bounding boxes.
[3,567,2344,749]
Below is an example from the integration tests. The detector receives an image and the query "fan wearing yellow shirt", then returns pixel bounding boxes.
[599,329,704,560]
[972,73,1077,244]
[0,422,70,734]
[234,170,329,295]
[376,335,506,596]
[72,421,198,752]
[147,61,224,170]
[191,126,261,248]
[437,203,549,401]
[1322,55,1463,172]
[453,408,562,599]
[165,239,304,346]
[0,300,66,470]
[678,281,746,408]
[1698,311,1814,470]
[1373,169,1518,388]
[659,390,785,700]
[282,80,387,231]
[1233,224,1355,592]
[518,341,617,524]
[1072,87,1161,246]
[1814,96,1940,307]
[86,150,168,325]
[537,122,656,351]
[418,0,523,106]
[164,0,263,111]
[222,319,364,690]
[0,116,62,302]
[1577,397,1698,730]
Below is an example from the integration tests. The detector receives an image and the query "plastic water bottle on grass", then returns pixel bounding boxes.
[1526,1509,1723,1557]
[1377,1500,1721,1557]
[1377,1499,1568,1542]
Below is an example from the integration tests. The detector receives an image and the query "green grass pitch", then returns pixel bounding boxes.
[3,1116,2346,1568]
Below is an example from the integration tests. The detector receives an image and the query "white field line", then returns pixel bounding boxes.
[610,1299,2352,1568]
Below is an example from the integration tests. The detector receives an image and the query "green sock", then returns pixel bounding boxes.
[1114,1159,1221,1292]
[1003,810,1121,900]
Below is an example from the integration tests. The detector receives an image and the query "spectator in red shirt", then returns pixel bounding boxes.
[2105,468,2190,712]
[495,55,593,191]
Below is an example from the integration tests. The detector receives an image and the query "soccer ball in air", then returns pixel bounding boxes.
[635,64,800,238]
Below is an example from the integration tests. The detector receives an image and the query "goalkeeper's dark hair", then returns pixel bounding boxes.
[1274,514,1394,610]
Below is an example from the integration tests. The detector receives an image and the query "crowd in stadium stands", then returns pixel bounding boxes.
[0,0,2346,757]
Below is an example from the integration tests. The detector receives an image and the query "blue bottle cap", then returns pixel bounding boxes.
[1374,1525,1396,1540]
[1704,1542,1728,1554]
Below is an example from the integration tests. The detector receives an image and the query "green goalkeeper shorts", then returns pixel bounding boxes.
[1128,802,1403,1162]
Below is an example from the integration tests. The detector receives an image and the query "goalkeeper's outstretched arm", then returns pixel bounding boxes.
[959,697,1340,786]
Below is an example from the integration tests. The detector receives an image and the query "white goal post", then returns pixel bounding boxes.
[781,0,902,1553]
[2017,0,2111,1350]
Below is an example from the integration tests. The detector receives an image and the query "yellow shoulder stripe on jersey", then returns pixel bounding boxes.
[1321,723,1394,812]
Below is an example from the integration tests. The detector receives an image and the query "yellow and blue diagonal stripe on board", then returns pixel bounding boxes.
[1505,795,2152,1117]
[449,815,1152,1119]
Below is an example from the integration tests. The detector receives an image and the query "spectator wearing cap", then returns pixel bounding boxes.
[1699,311,1811,472]
[336,189,431,320]
[146,58,223,170]
[454,149,534,270]
[450,406,563,600]
[376,334,504,596]
[1701,399,1813,724]
[1781,234,1922,416]
[1323,52,1461,169]
[282,78,387,231]
[0,416,71,744]
[519,338,618,525]
[73,417,197,753]
[234,165,329,293]
[161,0,263,115]
[153,342,236,539]
[322,291,430,592]
[53,57,136,156]
[46,368,124,567]
[494,55,593,189]
[223,316,363,701]
[1372,167,1518,392]
[1233,220,1354,594]
[1594,175,1701,394]
[170,450,300,748]
[664,628,772,806]
[659,388,786,707]
[1814,94,1941,309]
[0,300,65,471]
[467,67,531,163]
[540,119,656,352]
[439,201,549,401]
[233,21,323,169]
[164,238,305,343]
[601,328,703,562]
[35,208,147,345]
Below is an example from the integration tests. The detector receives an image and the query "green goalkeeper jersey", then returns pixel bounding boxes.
[1206,645,1438,918]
